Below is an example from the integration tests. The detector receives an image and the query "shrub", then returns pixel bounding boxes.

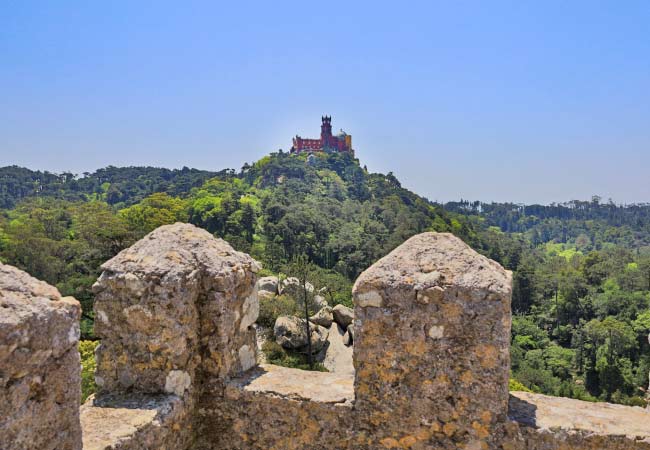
[262,340,328,372]
[509,378,532,392]
[79,340,99,402]
[257,294,300,328]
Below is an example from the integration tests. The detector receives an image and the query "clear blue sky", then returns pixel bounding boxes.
[1,1,649,204]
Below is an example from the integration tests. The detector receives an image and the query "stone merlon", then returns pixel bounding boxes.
[0,263,82,450]
[3,228,650,449]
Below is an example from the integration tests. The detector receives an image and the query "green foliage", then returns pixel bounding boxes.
[3,155,650,405]
[445,195,650,405]
[509,378,532,392]
[119,192,189,234]
[308,267,353,308]
[257,294,301,329]
[0,165,220,209]
[261,341,328,372]
[79,340,99,402]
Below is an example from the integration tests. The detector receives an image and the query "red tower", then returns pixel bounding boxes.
[320,115,333,148]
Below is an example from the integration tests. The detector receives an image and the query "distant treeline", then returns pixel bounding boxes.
[0,165,222,209]
[445,199,650,249]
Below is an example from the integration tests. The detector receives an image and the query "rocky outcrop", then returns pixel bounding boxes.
[280,276,314,298]
[309,305,333,328]
[0,263,82,450]
[323,324,353,374]
[257,289,275,301]
[314,294,328,309]
[257,276,278,294]
[273,316,328,352]
[342,329,351,346]
[332,304,354,329]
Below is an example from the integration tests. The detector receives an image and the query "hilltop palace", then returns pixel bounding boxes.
[290,116,354,156]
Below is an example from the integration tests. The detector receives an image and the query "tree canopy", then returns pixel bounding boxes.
[2,152,650,406]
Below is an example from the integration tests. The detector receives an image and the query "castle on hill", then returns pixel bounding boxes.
[290,116,353,155]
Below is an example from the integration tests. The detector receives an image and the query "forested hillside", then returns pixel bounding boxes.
[448,199,650,405]
[1,151,649,406]
[0,165,220,209]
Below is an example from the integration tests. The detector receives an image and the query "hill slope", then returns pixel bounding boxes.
[0,151,649,406]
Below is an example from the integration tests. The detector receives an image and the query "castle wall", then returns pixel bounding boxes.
[0,263,82,450]
[352,232,512,448]
[85,223,260,450]
[3,225,650,449]
[92,223,259,397]
[196,365,354,450]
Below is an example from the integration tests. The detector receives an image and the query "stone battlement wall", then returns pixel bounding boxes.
[2,223,650,449]
[0,263,82,450]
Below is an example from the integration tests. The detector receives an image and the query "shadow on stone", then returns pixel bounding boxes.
[508,394,538,427]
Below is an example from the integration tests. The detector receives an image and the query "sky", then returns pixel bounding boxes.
[1,1,649,204]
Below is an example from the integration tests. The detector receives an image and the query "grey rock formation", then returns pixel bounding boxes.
[257,276,279,294]
[314,294,328,308]
[309,306,333,328]
[332,304,354,329]
[273,316,329,352]
[257,289,275,301]
[323,324,354,374]
[280,276,314,298]
[0,263,82,450]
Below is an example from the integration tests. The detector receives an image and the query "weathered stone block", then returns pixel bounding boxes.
[197,364,354,450]
[352,232,512,448]
[80,393,191,450]
[93,223,260,396]
[0,263,82,450]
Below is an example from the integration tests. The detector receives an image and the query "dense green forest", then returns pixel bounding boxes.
[1,151,649,406]
[0,165,220,209]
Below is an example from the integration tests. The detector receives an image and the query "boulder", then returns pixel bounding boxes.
[314,294,328,308]
[323,324,354,374]
[332,304,354,329]
[347,321,355,342]
[257,276,279,294]
[309,306,333,328]
[273,315,309,350]
[258,290,276,301]
[273,316,328,353]
[309,324,329,353]
[281,277,314,298]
